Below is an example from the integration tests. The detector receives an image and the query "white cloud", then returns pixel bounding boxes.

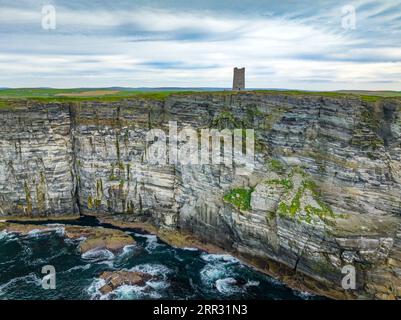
[0,3,400,89]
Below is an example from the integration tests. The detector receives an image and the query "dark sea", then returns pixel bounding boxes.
[0,217,318,300]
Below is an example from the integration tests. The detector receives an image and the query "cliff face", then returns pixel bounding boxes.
[1,92,401,299]
[0,102,77,216]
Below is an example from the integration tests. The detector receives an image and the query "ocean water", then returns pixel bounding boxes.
[0,217,317,300]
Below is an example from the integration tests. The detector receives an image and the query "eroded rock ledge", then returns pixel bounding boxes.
[0,222,135,254]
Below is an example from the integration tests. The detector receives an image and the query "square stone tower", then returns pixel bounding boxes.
[232,67,245,91]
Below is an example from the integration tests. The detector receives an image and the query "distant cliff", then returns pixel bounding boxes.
[1,92,401,299]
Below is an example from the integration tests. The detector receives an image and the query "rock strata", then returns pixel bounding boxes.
[1,92,401,299]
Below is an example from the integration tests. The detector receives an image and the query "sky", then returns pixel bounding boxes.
[0,0,401,90]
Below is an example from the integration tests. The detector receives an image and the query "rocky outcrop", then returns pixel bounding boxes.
[0,102,76,217]
[1,92,401,299]
[98,271,154,294]
[0,222,135,254]
[63,225,136,253]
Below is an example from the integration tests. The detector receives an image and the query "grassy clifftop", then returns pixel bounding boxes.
[0,88,186,102]
[0,88,400,104]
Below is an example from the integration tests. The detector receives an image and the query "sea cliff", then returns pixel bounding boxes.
[1,91,400,299]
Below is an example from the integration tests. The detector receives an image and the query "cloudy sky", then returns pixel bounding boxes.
[0,0,401,90]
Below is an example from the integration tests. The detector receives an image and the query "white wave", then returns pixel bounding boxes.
[0,231,15,242]
[53,226,65,236]
[146,278,170,291]
[118,244,137,258]
[112,284,145,300]
[215,277,242,295]
[128,263,172,293]
[31,248,68,266]
[200,253,240,264]
[64,236,86,246]
[96,260,115,268]
[65,264,91,273]
[199,253,239,286]
[200,263,228,285]
[245,280,260,287]
[0,273,42,295]
[87,278,107,300]
[4,225,64,240]
[114,245,139,266]
[294,290,314,299]
[87,269,168,300]
[0,231,8,240]
[145,235,161,252]
[200,251,262,295]
[31,258,47,266]
[26,228,49,237]
[114,284,162,300]
[173,251,184,262]
[134,233,164,252]
[129,263,172,279]
[133,233,153,239]
[81,248,115,262]
[182,247,199,251]
[215,277,260,295]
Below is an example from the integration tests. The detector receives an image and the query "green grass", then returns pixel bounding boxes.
[251,89,401,102]
[0,100,14,110]
[267,167,340,224]
[266,178,293,190]
[223,187,254,211]
[269,159,285,173]
[277,177,336,222]
[278,188,302,218]
[0,88,197,102]
[337,90,401,97]
[0,101,8,109]
[1,88,400,104]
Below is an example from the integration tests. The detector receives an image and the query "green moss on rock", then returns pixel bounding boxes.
[273,168,339,224]
[0,101,13,110]
[269,159,285,173]
[211,110,242,129]
[266,178,293,190]
[23,181,32,213]
[223,187,254,211]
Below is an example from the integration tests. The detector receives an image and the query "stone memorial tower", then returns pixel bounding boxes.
[232,67,245,91]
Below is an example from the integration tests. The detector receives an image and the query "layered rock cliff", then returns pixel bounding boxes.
[1,92,400,299]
